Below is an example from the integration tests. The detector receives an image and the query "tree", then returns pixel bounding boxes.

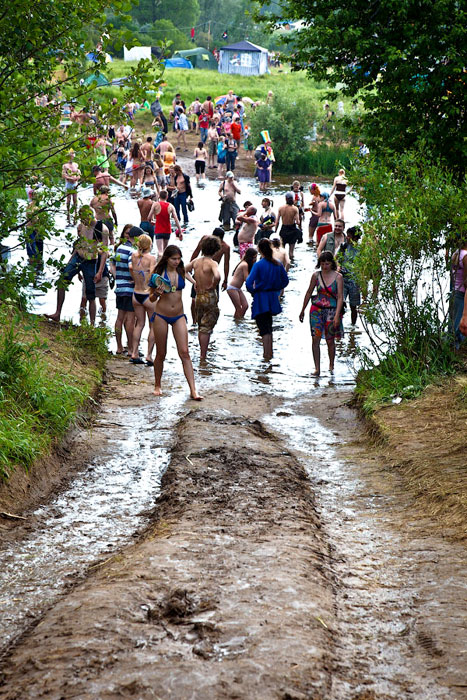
[0,0,161,300]
[139,20,192,52]
[129,0,200,31]
[349,151,466,408]
[257,0,466,174]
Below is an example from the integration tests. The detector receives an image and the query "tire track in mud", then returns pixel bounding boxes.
[0,404,336,700]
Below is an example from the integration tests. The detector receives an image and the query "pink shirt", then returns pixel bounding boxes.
[453,249,467,292]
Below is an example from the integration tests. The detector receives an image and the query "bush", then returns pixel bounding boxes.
[249,94,319,173]
[349,151,467,411]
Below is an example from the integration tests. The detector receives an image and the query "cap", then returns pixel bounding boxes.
[142,187,153,198]
[128,226,144,239]
[285,191,294,202]
[225,171,234,178]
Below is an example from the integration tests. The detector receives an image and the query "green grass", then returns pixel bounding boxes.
[0,310,109,481]
[355,344,460,416]
[91,62,356,117]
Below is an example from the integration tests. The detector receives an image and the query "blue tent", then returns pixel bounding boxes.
[164,57,193,69]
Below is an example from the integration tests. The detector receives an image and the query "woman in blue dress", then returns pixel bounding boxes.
[246,238,289,360]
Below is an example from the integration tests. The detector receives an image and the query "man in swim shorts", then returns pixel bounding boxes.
[185,236,221,360]
[276,192,301,262]
[62,149,81,225]
[236,206,258,258]
[138,187,156,241]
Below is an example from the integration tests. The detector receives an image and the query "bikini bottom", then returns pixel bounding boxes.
[134,293,150,304]
[150,312,187,325]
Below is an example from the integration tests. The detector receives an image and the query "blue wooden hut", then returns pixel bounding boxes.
[218,41,269,75]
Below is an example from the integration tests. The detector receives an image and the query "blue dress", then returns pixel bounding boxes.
[246,258,289,318]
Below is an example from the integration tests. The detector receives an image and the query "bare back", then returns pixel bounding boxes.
[191,257,220,292]
[130,252,157,292]
[229,260,249,289]
[278,204,299,226]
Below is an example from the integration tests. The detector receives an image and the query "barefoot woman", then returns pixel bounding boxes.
[299,251,344,375]
[149,245,202,400]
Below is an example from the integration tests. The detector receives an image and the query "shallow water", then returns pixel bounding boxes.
[0,171,365,651]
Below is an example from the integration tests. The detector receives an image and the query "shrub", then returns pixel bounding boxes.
[249,94,319,173]
[349,151,467,411]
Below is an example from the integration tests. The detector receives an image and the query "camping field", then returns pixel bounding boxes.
[92,60,354,116]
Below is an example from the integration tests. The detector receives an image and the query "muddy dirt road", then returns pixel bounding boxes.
[0,360,465,700]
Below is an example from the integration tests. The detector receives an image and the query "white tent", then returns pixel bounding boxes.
[123,46,152,61]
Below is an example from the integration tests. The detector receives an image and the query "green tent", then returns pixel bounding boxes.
[172,47,218,70]
[83,72,110,87]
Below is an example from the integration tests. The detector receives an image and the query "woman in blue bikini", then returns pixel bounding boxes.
[149,245,202,400]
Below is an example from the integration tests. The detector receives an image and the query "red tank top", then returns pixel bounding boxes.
[155,201,171,234]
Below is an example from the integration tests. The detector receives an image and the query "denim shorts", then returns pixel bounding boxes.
[62,252,97,301]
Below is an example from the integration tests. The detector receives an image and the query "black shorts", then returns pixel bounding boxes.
[195,160,206,175]
[280,224,301,245]
[116,295,134,312]
[255,311,273,336]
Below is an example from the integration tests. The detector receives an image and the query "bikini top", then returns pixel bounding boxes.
[163,268,185,292]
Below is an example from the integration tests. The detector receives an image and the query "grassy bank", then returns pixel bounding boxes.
[363,376,467,540]
[0,308,108,482]
[354,342,465,416]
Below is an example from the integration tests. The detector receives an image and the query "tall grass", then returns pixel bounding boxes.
[0,313,108,481]
[295,145,353,176]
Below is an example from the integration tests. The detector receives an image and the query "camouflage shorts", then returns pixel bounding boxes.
[196,290,219,334]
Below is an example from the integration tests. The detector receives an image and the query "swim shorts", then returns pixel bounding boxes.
[116,295,134,312]
[316,223,332,245]
[195,289,219,334]
[239,241,253,259]
[280,224,301,246]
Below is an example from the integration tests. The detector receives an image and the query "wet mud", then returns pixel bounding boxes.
[0,363,466,699]
[0,389,335,700]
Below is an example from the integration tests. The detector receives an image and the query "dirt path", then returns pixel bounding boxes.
[0,360,465,699]
[0,388,335,699]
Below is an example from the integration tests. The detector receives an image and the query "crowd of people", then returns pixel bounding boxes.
[28,89,464,401]
[41,120,366,401]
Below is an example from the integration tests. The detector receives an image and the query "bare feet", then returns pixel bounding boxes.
[45,313,60,322]
[312,369,320,376]
[153,387,162,396]
[190,393,203,401]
